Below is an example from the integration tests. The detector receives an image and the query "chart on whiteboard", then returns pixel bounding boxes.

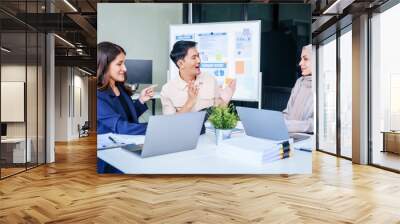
[170,21,261,102]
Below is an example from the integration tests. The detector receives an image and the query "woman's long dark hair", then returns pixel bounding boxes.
[97,41,132,95]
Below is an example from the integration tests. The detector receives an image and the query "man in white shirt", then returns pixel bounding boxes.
[161,40,236,115]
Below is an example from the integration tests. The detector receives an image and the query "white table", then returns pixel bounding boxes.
[97,132,312,174]
[1,138,31,163]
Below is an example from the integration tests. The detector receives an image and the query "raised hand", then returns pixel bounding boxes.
[187,80,199,106]
[138,85,155,104]
[220,79,236,103]
[228,79,236,93]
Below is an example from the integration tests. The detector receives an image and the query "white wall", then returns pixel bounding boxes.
[1,65,39,137]
[1,65,26,139]
[72,72,89,138]
[1,66,26,132]
[54,67,89,141]
[55,66,68,141]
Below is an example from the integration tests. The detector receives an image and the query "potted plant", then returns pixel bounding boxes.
[208,104,239,145]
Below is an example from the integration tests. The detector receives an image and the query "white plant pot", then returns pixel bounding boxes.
[215,129,233,145]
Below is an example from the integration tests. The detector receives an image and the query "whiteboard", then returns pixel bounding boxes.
[1,82,25,122]
[169,21,261,102]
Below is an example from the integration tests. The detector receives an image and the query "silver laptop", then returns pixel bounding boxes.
[236,107,310,142]
[124,111,206,158]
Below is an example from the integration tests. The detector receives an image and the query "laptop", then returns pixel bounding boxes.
[123,111,206,158]
[236,106,310,142]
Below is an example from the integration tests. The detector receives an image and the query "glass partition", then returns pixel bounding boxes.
[1,30,28,177]
[339,27,352,158]
[370,3,400,171]
[317,35,337,155]
[0,1,46,179]
[27,30,38,169]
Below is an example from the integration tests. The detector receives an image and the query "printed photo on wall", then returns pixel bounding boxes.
[96,3,314,174]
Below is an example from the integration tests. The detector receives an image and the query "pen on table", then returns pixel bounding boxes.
[108,136,118,144]
[295,147,312,152]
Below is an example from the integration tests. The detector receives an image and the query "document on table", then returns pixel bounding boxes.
[97,133,145,150]
[216,136,292,165]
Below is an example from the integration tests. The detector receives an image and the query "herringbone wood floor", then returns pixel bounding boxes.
[1,135,400,224]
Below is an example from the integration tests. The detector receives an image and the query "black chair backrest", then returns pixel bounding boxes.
[82,121,90,129]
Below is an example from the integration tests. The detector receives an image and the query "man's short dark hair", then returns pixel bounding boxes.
[170,40,197,68]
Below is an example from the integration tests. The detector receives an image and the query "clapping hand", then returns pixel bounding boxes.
[139,85,156,104]
[187,80,199,106]
[220,79,236,103]
[227,79,236,93]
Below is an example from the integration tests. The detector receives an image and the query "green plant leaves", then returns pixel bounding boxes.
[208,104,238,129]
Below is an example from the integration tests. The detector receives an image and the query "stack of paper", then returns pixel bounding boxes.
[97,133,145,150]
[263,143,291,162]
[216,136,292,165]
[111,134,145,145]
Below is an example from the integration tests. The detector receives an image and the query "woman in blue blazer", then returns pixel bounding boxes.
[97,41,154,173]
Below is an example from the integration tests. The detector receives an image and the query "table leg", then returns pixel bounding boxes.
[152,98,156,115]
[382,133,386,153]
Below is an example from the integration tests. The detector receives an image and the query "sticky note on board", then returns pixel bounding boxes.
[216,53,223,61]
[235,61,245,74]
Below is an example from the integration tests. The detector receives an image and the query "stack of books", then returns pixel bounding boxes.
[216,136,293,165]
[263,140,291,162]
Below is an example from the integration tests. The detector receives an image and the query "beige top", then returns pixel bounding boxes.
[283,75,314,133]
[161,73,229,115]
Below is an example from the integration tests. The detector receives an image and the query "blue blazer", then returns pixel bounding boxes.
[97,84,148,135]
